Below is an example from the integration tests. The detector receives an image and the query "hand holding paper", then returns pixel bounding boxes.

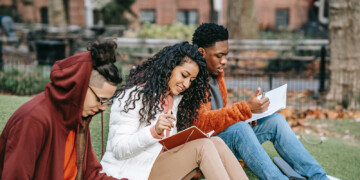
[246,87,270,113]
[245,84,287,123]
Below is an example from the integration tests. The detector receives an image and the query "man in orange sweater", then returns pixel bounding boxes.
[192,23,328,180]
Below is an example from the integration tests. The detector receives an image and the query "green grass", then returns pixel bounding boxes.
[307,118,360,142]
[1,95,360,179]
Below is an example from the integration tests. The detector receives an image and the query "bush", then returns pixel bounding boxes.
[0,68,49,95]
[136,22,197,40]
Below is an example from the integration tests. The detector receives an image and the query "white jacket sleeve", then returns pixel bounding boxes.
[108,89,160,160]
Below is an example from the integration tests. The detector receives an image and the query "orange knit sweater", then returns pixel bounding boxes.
[193,72,252,135]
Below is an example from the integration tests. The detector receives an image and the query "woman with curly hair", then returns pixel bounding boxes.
[100,42,248,180]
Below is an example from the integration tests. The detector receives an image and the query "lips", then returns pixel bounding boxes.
[218,66,225,73]
[90,110,96,115]
[177,85,184,93]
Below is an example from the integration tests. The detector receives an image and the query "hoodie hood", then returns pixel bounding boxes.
[45,51,93,129]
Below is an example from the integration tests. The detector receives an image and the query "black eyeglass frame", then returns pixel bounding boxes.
[88,86,115,105]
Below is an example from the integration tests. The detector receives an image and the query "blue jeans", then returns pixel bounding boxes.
[216,113,327,180]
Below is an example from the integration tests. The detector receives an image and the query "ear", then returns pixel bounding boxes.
[198,47,206,56]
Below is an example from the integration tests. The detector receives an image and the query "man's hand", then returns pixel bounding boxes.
[246,88,270,113]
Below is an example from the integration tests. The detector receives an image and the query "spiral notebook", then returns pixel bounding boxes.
[159,126,213,150]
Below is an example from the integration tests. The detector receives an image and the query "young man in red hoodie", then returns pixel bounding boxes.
[192,23,328,180]
[0,39,126,180]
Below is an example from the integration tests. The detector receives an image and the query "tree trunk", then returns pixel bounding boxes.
[48,0,67,26]
[326,0,360,109]
[209,0,217,23]
[227,0,258,39]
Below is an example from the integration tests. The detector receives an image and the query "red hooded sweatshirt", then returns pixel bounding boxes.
[0,51,117,180]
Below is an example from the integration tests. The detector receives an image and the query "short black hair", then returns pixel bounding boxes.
[87,39,122,85]
[192,23,229,48]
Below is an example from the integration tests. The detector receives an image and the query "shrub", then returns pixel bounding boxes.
[0,68,49,95]
[136,22,197,40]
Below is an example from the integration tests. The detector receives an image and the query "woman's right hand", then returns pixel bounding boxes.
[155,113,176,135]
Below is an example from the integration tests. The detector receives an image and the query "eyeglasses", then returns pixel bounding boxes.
[88,86,115,105]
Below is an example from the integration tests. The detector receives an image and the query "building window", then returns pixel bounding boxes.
[93,9,102,25]
[140,10,156,24]
[177,10,198,25]
[275,9,289,29]
[40,7,48,24]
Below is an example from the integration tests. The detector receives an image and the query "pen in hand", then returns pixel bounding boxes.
[261,91,266,98]
[155,112,176,137]
[165,112,175,137]
[164,112,176,138]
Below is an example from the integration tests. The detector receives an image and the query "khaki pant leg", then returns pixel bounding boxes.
[148,138,231,180]
[210,137,249,180]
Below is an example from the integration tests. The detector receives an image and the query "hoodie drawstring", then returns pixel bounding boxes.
[101,111,104,158]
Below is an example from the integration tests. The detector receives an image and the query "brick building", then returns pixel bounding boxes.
[1,0,313,30]
[129,0,312,30]
[256,0,311,30]
[0,0,86,26]
[127,0,211,28]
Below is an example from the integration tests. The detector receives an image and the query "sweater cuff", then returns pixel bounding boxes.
[150,125,164,139]
[239,101,252,120]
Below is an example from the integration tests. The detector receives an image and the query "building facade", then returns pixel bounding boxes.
[129,0,311,30]
[0,0,86,26]
[128,0,211,28]
[1,0,312,30]
[256,0,311,30]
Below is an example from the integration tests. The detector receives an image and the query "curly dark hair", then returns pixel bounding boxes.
[192,23,229,48]
[118,42,210,131]
[87,39,122,85]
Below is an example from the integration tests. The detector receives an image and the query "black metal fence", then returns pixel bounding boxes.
[1,37,359,110]
[114,38,343,110]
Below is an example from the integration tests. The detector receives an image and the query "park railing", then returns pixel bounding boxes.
[3,37,359,110]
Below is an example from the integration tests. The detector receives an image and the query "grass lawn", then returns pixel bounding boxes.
[1,95,359,179]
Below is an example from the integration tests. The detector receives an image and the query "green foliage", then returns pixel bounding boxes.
[259,31,307,40]
[0,68,49,95]
[136,22,197,40]
[101,0,135,25]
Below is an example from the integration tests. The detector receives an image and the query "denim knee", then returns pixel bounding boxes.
[217,121,254,142]
[226,121,252,132]
[262,113,288,129]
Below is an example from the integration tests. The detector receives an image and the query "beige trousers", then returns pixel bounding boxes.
[148,137,248,180]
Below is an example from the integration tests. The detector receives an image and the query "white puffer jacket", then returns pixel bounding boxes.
[101,86,182,180]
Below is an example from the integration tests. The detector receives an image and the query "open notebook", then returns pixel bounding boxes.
[159,126,214,150]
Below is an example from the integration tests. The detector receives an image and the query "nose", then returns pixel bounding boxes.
[220,56,227,65]
[183,79,191,89]
[99,103,107,111]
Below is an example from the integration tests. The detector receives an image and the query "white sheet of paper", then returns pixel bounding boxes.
[327,175,341,180]
[245,84,287,123]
